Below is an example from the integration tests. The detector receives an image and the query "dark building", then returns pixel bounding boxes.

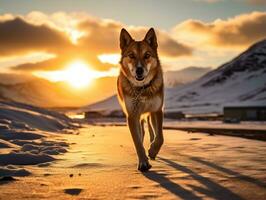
[85,111,104,118]
[224,106,266,121]
[164,111,185,119]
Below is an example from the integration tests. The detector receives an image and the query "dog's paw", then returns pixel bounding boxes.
[138,161,152,172]
[148,148,157,160]
[148,138,164,160]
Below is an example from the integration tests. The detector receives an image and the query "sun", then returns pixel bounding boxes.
[33,60,95,89]
[63,61,93,88]
[33,60,119,89]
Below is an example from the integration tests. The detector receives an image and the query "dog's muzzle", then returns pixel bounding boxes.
[135,67,144,81]
[135,61,145,81]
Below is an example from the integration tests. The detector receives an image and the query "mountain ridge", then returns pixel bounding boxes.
[85,38,266,115]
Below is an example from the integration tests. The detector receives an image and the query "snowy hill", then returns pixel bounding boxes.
[0,79,84,107]
[0,67,210,107]
[0,100,76,176]
[0,75,117,108]
[0,101,75,132]
[164,67,211,87]
[83,95,120,114]
[84,39,266,115]
[165,39,266,114]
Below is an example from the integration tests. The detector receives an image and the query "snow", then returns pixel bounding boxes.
[0,165,31,177]
[0,100,77,177]
[164,66,211,87]
[81,95,121,114]
[164,67,266,114]
[164,120,266,131]
[0,151,55,165]
[2,125,265,199]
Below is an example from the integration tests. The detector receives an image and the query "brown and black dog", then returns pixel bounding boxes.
[117,28,164,172]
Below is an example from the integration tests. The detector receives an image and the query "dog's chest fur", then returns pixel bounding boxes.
[123,94,162,114]
[117,69,164,116]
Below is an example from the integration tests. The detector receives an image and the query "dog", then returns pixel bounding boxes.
[117,28,164,172]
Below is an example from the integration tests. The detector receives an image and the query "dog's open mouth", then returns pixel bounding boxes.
[135,76,145,81]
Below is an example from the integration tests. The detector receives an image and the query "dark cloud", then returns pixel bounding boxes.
[194,0,266,5]
[174,12,266,48]
[247,0,266,5]
[1,14,192,72]
[78,19,192,58]
[0,17,73,57]
[12,54,116,72]
[12,57,68,71]
[157,32,192,56]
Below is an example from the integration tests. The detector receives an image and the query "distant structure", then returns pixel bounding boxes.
[84,110,125,119]
[164,111,185,119]
[85,111,104,118]
[84,110,185,119]
[224,106,266,121]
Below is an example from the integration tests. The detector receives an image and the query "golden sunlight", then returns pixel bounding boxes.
[33,60,119,89]
[64,61,93,88]
[68,29,84,44]
[98,54,120,65]
[34,60,93,88]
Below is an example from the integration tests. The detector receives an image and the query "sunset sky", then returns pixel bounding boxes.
[0,0,266,88]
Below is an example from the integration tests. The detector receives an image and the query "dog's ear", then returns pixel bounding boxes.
[144,28,158,49]
[120,28,133,50]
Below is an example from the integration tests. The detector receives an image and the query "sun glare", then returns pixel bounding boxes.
[33,60,119,89]
[68,29,84,44]
[64,61,92,88]
[98,54,120,65]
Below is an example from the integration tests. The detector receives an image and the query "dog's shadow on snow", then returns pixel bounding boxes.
[143,157,245,200]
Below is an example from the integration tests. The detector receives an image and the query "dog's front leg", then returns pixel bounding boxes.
[127,116,151,172]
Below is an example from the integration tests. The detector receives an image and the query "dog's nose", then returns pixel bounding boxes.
[136,67,144,76]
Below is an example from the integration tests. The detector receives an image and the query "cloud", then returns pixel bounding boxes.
[0,17,73,57]
[78,18,192,58]
[12,57,68,71]
[193,0,222,3]
[194,0,266,5]
[0,12,192,72]
[247,0,266,5]
[173,11,266,48]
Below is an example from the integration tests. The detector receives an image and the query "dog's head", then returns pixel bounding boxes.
[119,28,159,87]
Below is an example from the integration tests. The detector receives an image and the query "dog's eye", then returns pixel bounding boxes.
[144,53,151,59]
[128,53,135,59]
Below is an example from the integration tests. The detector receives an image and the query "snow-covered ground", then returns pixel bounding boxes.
[81,118,266,131]
[163,120,266,131]
[0,100,78,177]
[1,125,266,199]
[0,100,265,199]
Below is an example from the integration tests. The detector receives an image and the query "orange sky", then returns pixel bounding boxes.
[0,1,265,99]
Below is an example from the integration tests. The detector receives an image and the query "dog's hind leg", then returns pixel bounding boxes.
[147,115,155,143]
[148,110,164,160]
[140,119,145,143]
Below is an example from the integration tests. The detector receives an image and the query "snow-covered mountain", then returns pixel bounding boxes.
[164,67,211,87]
[0,66,209,107]
[0,79,79,107]
[165,38,266,114]
[0,76,117,108]
[85,39,266,115]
